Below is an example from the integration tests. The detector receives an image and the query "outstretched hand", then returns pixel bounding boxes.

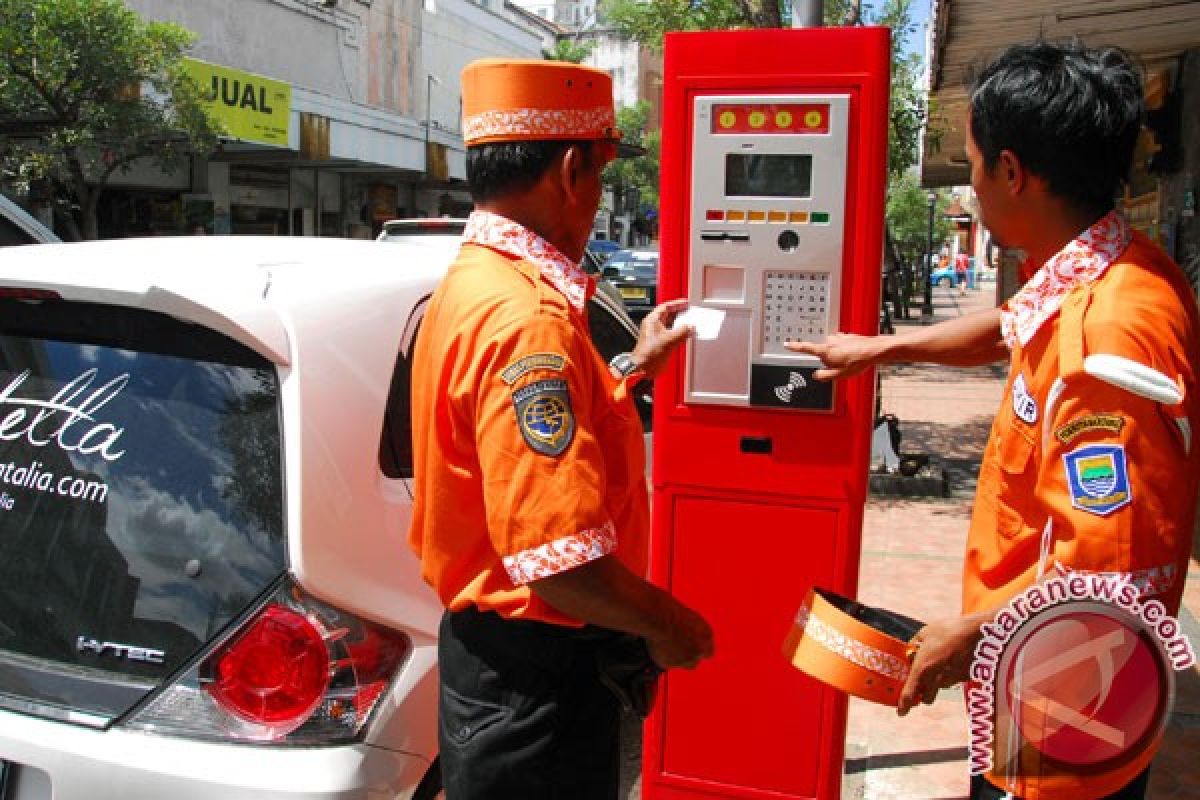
[631,298,693,378]
[785,333,883,381]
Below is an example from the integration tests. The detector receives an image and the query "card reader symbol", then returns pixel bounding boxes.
[774,371,807,403]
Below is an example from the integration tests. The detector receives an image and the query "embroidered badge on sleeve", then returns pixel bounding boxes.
[1054,414,1126,444]
[1063,443,1131,516]
[500,352,567,385]
[513,379,575,456]
[1012,373,1038,424]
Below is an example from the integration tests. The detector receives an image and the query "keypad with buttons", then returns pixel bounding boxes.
[762,271,829,354]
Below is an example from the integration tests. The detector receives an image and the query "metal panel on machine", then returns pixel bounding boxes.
[647,27,891,800]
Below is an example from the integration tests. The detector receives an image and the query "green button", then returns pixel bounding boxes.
[811,212,831,224]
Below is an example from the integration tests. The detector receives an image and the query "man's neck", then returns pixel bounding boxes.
[1020,203,1110,270]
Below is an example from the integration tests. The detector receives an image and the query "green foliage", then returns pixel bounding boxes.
[601,0,764,51]
[885,171,954,265]
[600,0,940,189]
[603,101,660,209]
[544,38,595,63]
[0,0,218,239]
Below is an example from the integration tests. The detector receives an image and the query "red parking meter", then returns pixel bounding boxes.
[646,28,890,800]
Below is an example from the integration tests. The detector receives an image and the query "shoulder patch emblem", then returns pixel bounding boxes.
[1011,373,1038,425]
[1054,414,1126,444]
[1063,443,1131,516]
[513,379,575,456]
[501,352,567,385]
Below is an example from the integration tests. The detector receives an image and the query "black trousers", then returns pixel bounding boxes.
[970,769,1150,799]
[437,607,624,800]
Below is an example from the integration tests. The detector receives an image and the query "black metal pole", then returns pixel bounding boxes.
[923,193,936,318]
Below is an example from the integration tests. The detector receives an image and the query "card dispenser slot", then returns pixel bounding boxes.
[740,436,773,455]
[699,231,751,243]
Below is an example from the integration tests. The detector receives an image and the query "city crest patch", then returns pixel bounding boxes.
[1063,444,1131,516]
[512,379,575,456]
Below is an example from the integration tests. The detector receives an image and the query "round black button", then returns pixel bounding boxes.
[777,229,800,252]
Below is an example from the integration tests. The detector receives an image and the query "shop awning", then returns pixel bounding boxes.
[922,0,1200,187]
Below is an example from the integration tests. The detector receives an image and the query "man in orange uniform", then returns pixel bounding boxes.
[788,42,1199,799]
[408,59,714,799]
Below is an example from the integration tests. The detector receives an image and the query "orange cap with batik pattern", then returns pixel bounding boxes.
[461,58,641,156]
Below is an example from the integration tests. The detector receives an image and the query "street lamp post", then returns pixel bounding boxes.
[923,190,937,319]
[425,74,440,176]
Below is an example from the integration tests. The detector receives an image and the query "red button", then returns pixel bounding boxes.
[706,210,725,221]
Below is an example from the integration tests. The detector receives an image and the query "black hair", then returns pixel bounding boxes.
[466,140,594,204]
[967,41,1144,216]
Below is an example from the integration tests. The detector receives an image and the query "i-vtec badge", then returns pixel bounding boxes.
[76,636,165,665]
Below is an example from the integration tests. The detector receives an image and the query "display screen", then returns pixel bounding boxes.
[725,154,812,198]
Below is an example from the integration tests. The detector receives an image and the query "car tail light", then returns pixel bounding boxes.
[208,605,330,725]
[123,579,411,744]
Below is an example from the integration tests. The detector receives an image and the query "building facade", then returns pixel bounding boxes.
[106,0,541,238]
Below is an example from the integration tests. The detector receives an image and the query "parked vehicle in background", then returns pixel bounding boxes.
[0,194,59,246]
[602,249,659,321]
[929,264,957,287]
[586,237,621,260]
[376,217,467,247]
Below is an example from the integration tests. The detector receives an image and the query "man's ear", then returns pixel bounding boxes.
[559,144,587,206]
[997,149,1027,195]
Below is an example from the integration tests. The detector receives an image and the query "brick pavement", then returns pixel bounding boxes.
[843,282,1200,800]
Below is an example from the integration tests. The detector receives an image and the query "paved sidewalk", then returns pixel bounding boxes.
[843,284,1200,799]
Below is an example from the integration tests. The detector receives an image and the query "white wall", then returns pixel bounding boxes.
[420,0,542,139]
[128,0,370,102]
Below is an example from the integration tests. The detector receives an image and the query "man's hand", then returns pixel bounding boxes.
[784,333,883,381]
[645,601,714,670]
[630,299,693,378]
[529,555,714,671]
[897,615,980,715]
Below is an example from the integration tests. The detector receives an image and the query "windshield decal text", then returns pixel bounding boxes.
[0,459,110,508]
[0,369,129,461]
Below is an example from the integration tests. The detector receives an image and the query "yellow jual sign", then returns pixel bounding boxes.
[183,58,291,147]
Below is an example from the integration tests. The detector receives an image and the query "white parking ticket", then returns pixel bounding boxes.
[673,306,725,340]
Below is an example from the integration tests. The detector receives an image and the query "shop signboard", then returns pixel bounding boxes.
[183,59,291,148]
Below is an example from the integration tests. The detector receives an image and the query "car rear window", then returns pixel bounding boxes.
[0,299,285,714]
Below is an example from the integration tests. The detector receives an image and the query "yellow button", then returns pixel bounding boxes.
[789,211,810,223]
[726,210,746,222]
[748,111,766,129]
[747,210,766,222]
[718,110,737,129]
[767,210,788,223]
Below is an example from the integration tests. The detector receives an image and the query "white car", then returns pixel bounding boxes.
[0,235,641,798]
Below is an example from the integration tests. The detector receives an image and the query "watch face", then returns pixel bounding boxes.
[611,354,637,376]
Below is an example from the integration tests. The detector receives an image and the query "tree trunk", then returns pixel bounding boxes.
[81,183,101,241]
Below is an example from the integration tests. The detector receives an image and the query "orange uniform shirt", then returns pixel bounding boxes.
[966,219,1200,798]
[409,213,648,627]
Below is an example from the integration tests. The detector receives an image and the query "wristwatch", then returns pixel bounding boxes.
[608,352,641,379]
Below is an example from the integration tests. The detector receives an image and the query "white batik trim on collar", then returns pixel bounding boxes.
[794,604,910,682]
[1001,211,1131,350]
[502,520,617,585]
[463,210,590,313]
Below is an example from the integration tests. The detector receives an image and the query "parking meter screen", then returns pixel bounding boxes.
[724,154,813,198]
